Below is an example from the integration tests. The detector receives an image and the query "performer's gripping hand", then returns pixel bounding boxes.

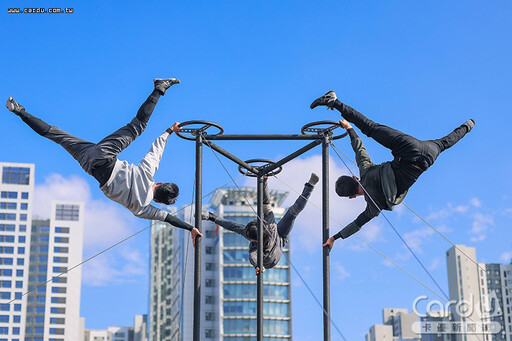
[255,266,266,276]
[339,120,352,130]
[166,122,182,134]
[191,228,203,247]
[323,236,335,252]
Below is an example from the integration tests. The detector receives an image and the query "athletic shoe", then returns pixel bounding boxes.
[6,97,25,115]
[464,119,475,132]
[154,78,180,95]
[310,90,337,110]
[308,173,319,186]
[201,212,217,222]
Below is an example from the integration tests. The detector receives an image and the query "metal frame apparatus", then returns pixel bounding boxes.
[176,120,347,341]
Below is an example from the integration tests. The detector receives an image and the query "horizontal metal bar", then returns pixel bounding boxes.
[262,139,322,174]
[204,141,260,175]
[202,134,324,141]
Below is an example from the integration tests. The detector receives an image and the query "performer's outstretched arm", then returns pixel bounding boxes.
[341,120,374,174]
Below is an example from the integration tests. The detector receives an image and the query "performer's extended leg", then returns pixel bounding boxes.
[95,89,162,158]
[333,100,425,159]
[6,98,96,173]
[277,174,317,244]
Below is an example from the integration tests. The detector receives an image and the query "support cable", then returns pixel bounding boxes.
[179,178,195,335]
[201,138,348,341]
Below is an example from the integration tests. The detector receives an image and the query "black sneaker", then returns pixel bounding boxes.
[201,212,217,222]
[6,97,25,115]
[308,173,319,186]
[310,90,337,110]
[464,119,475,132]
[154,78,180,95]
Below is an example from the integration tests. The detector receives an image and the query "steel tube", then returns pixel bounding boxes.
[262,140,322,174]
[203,134,323,141]
[257,176,264,341]
[204,141,260,176]
[322,138,331,341]
[193,135,203,341]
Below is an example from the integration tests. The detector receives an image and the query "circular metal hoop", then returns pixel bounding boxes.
[238,159,283,177]
[175,120,224,141]
[301,120,348,140]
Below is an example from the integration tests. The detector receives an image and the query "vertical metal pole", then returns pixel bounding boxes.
[256,175,264,341]
[193,135,203,341]
[322,137,331,341]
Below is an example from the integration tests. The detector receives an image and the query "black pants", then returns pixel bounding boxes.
[16,90,162,186]
[334,101,470,195]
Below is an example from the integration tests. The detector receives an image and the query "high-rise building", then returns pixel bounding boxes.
[485,261,512,341]
[0,162,35,341]
[83,314,148,341]
[149,206,183,341]
[25,202,84,341]
[366,308,420,341]
[446,245,491,341]
[149,186,292,341]
[0,162,85,341]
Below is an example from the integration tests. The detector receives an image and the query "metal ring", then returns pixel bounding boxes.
[175,120,224,141]
[238,159,283,177]
[301,120,348,140]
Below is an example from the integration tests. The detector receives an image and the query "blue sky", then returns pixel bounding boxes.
[2,1,512,339]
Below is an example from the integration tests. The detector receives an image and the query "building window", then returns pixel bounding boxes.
[0,247,14,254]
[2,167,30,185]
[0,236,15,243]
[53,257,68,263]
[205,279,214,287]
[53,247,68,254]
[205,329,214,338]
[0,213,16,221]
[0,191,17,199]
[19,214,27,221]
[55,204,79,221]
[205,295,215,304]
[54,237,69,244]
[0,224,15,232]
[21,192,28,199]
[51,297,66,304]
[54,227,69,233]
[205,262,215,271]
[19,225,26,232]
[51,287,66,294]
[50,307,65,314]
[0,202,16,209]
[52,277,67,284]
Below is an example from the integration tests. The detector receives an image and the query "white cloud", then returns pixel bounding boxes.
[81,246,148,287]
[470,198,481,208]
[34,173,137,248]
[333,262,351,281]
[499,252,512,264]
[428,258,441,271]
[469,212,494,242]
[402,227,435,254]
[33,173,147,286]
